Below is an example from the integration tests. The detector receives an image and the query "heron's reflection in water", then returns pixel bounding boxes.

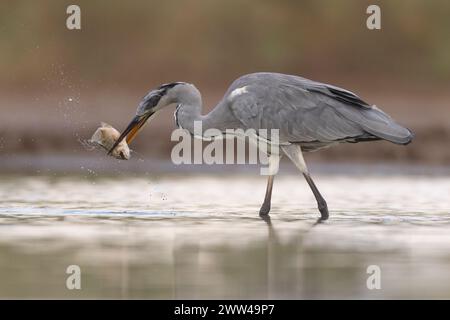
[170,212,314,299]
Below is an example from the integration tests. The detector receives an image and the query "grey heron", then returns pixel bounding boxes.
[109,72,413,221]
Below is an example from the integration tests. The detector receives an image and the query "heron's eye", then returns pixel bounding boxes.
[137,92,163,115]
[147,94,162,106]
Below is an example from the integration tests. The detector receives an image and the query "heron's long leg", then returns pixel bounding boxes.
[259,175,274,215]
[280,145,329,221]
[259,154,280,216]
[302,172,329,221]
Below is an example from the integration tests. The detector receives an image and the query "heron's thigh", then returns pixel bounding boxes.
[280,144,308,173]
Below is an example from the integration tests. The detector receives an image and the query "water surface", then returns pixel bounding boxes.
[0,173,449,299]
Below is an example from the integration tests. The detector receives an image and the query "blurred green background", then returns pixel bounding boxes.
[0,0,449,169]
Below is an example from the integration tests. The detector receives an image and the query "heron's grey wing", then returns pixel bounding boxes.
[305,82,372,109]
[229,80,412,145]
[303,83,413,144]
[229,85,363,143]
[228,93,261,128]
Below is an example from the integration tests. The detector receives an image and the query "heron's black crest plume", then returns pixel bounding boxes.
[140,82,186,108]
[140,82,186,106]
[138,82,184,114]
[158,82,186,93]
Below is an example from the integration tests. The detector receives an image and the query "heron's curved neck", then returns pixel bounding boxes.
[175,87,215,135]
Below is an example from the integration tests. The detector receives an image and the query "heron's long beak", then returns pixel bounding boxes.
[108,112,153,155]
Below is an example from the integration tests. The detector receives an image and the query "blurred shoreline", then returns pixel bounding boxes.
[1,89,449,168]
[1,154,449,177]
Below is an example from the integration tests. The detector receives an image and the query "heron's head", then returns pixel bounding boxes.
[108,82,192,155]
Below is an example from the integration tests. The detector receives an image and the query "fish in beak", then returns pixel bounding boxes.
[107,112,153,155]
[107,82,183,155]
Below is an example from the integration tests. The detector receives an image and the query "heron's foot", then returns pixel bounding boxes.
[318,201,329,221]
[259,213,272,225]
[259,203,271,216]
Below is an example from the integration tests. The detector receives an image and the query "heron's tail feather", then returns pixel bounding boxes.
[338,105,414,145]
[370,125,414,145]
[359,107,414,145]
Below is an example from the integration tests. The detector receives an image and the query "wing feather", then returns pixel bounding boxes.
[228,73,413,145]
